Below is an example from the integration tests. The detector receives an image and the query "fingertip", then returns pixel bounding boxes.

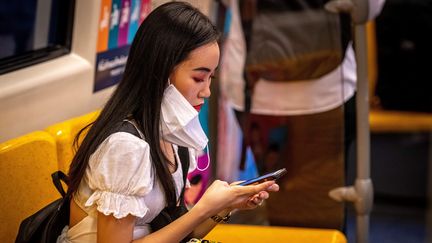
[267,183,280,191]
[262,180,276,188]
[259,191,269,199]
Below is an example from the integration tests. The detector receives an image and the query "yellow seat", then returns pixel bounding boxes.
[206,224,346,243]
[370,110,432,133]
[45,111,100,173]
[0,131,60,243]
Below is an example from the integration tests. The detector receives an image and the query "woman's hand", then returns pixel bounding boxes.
[194,180,279,217]
[230,181,279,210]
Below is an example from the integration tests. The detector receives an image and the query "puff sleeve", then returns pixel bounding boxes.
[84,132,154,219]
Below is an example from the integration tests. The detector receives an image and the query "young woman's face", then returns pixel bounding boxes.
[170,42,220,112]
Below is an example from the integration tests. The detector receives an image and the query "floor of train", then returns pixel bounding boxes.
[346,201,427,243]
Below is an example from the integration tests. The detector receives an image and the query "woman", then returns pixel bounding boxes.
[59,2,279,242]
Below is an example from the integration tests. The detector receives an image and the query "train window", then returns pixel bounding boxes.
[0,0,75,75]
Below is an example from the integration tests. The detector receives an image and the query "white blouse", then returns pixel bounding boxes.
[58,132,196,242]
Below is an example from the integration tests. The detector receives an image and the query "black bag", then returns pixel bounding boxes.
[149,203,189,232]
[15,171,70,243]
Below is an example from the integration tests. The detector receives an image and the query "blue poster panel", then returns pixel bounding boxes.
[94,45,130,92]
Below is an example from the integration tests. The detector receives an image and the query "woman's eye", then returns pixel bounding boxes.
[194,75,214,83]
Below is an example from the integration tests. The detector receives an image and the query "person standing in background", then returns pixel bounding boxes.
[218,0,385,229]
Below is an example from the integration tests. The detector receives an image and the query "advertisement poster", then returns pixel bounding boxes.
[94,0,151,92]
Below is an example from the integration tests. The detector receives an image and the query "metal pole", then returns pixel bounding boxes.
[352,1,374,242]
[327,1,373,243]
[354,23,373,243]
[355,24,370,181]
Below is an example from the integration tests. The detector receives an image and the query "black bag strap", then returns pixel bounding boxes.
[51,171,68,198]
[177,146,190,205]
[119,120,143,138]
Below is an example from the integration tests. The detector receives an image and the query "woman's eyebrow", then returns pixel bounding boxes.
[192,66,219,73]
[192,67,211,73]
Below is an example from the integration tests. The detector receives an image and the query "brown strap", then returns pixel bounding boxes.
[239,0,258,170]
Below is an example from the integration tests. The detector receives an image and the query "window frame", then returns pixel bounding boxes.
[0,0,75,75]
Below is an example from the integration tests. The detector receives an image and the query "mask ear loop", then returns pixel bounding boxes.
[196,145,210,171]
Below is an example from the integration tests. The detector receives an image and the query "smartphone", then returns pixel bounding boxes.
[238,168,287,186]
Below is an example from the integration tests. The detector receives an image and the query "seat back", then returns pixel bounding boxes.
[45,111,100,173]
[0,131,59,243]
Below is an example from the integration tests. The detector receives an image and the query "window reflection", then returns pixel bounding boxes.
[0,0,37,59]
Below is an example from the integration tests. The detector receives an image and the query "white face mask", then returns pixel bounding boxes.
[160,84,209,152]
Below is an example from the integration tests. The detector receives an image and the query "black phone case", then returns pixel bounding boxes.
[239,168,287,186]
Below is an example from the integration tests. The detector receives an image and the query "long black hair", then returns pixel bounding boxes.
[68,2,219,206]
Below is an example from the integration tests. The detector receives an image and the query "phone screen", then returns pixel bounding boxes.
[238,168,287,186]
